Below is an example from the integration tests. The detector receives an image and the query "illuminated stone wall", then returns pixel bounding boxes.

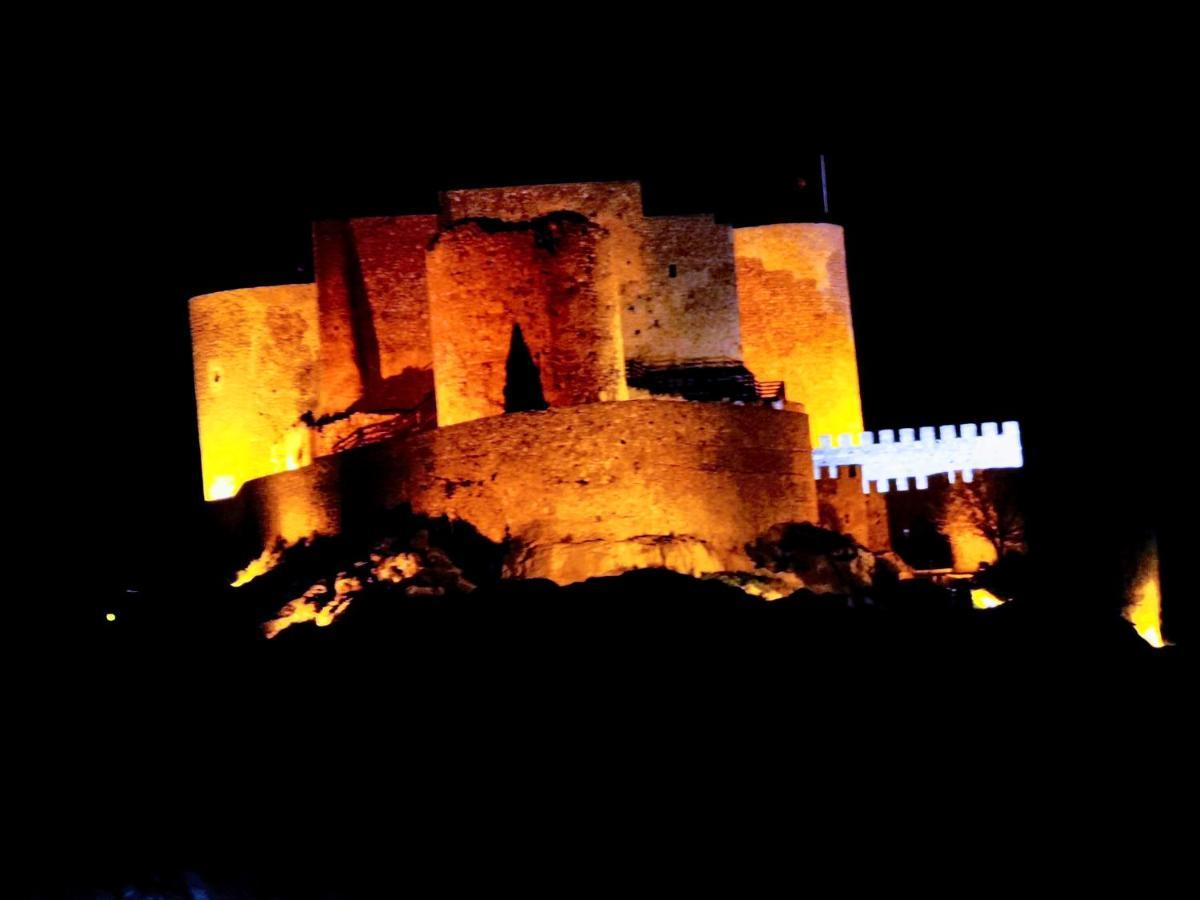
[735,223,864,444]
[867,492,891,554]
[230,401,818,584]
[441,181,645,235]
[347,215,439,408]
[636,215,742,363]
[443,183,743,366]
[312,220,364,417]
[312,215,439,416]
[442,182,641,330]
[426,215,626,427]
[189,284,319,501]
[816,467,892,551]
[442,182,640,361]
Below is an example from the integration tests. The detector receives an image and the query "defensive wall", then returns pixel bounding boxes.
[219,400,818,584]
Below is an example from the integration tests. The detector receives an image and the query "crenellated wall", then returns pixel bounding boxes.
[815,466,892,552]
[225,401,818,583]
[734,223,864,444]
[189,284,319,501]
[812,422,1023,494]
[635,215,742,364]
[426,214,626,427]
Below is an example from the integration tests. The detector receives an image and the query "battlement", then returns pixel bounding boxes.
[812,421,1023,493]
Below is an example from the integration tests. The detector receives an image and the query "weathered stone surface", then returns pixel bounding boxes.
[189,284,318,500]
[313,215,439,415]
[224,401,817,584]
[635,215,742,363]
[313,220,365,417]
[346,215,439,409]
[426,215,625,426]
[735,223,864,443]
[443,183,744,366]
[441,182,643,362]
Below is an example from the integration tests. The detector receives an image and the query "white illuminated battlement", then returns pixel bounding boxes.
[813,421,1023,494]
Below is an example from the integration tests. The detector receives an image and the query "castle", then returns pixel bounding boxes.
[190,180,1022,584]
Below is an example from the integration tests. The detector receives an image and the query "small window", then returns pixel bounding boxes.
[848,465,857,477]
[668,264,677,278]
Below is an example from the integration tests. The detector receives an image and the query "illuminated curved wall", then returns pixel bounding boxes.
[734,223,864,445]
[189,284,319,501]
[228,401,817,584]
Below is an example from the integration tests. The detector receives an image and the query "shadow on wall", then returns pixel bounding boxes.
[341,226,434,414]
[504,323,549,414]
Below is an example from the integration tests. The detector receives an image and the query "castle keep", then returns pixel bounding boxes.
[190,180,1021,583]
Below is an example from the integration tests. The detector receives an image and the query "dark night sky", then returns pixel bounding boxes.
[29,88,1183,625]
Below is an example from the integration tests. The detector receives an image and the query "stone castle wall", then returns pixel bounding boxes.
[226,400,817,583]
[312,220,365,417]
[312,215,439,416]
[346,215,439,408]
[636,215,742,363]
[734,223,865,444]
[441,182,641,361]
[426,215,626,427]
[816,467,892,552]
[189,284,319,501]
[441,182,742,366]
[190,183,872,565]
